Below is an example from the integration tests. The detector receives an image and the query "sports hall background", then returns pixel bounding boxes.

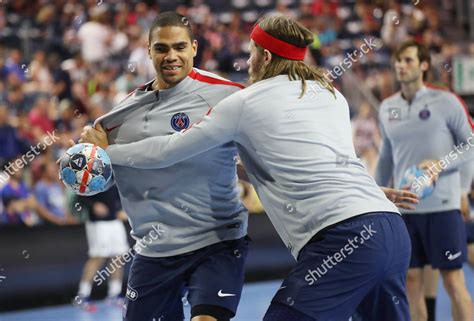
[0,0,474,320]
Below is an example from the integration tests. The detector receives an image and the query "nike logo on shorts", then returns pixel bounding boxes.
[445,251,462,261]
[217,290,236,297]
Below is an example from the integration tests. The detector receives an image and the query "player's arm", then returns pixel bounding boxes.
[421,94,474,175]
[374,106,394,186]
[92,93,244,169]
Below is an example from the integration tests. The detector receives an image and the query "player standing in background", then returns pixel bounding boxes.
[80,12,249,321]
[73,185,129,312]
[82,15,418,321]
[375,40,473,321]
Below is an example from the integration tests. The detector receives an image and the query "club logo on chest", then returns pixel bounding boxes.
[170,112,190,131]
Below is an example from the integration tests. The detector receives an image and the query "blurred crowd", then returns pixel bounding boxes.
[0,0,473,226]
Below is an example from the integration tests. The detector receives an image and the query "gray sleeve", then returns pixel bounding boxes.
[374,108,393,186]
[460,162,474,193]
[105,93,244,169]
[442,94,474,171]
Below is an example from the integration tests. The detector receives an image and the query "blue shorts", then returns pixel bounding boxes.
[466,219,474,244]
[264,212,411,321]
[123,236,249,321]
[403,210,467,269]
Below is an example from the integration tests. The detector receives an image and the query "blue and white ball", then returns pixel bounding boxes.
[59,143,113,196]
[399,165,435,199]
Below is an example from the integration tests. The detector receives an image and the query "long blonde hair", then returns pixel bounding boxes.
[253,16,335,98]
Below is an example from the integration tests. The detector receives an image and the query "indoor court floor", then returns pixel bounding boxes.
[1,266,473,321]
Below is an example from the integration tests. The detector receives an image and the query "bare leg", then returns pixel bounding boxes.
[407,268,426,321]
[440,269,473,321]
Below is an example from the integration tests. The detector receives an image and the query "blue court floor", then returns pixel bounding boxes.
[1,266,473,321]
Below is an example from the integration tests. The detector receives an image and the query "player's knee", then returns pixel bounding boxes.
[468,246,474,267]
[406,269,423,290]
[191,305,233,321]
[440,269,464,295]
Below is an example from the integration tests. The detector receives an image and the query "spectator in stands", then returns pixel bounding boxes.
[5,84,30,115]
[34,162,70,223]
[28,96,55,139]
[351,102,380,176]
[0,56,8,83]
[0,104,28,163]
[48,52,73,103]
[28,49,53,94]
[4,48,26,83]
[77,6,113,64]
[0,163,65,226]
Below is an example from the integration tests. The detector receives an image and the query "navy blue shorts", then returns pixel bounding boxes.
[123,236,249,321]
[264,212,411,321]
[403,210,467,269]
[466,219,474,244]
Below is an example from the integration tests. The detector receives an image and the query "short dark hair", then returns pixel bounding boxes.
[394,40,431,79]
[148,11,194,43]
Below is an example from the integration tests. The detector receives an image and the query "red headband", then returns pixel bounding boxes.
[250,24,307,61]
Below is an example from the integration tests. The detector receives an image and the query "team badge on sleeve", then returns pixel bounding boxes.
[170,112,190,131]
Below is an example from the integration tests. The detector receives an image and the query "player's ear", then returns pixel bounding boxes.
[420,60,429,73]
[192,39,198,58]
[147,43,152,59]
[263,49,272,66]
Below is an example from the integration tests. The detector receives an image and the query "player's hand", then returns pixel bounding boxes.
[418,159,443,183]
[56,139,76,165]
[381,187,419,210]
[79,123,109,150]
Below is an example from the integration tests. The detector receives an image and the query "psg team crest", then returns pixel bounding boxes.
[171,112,190,131]
[419,109,430,120]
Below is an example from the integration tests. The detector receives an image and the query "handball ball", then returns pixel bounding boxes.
[399,165,435,199]
[59,143,113,196]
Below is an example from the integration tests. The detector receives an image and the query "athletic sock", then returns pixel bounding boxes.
[78,281,92,298]
[108,279,122,297]
[425,297,436,321]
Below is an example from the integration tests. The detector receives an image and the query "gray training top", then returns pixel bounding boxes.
[375,85,474,214]
[95,68,248,257]
[106,75,399,259]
